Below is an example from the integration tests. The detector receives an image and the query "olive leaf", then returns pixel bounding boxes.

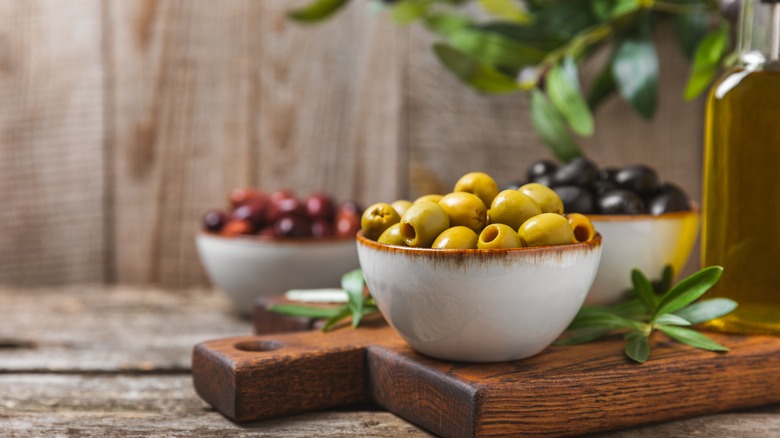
[674,10,710,59]
[558,266,735,363]
[547,57,595,136]
[390,0,431,24]
[587,53,617,111]
[530,89,584,162]
[684,23,730,100]
[624,331,650,363]
[289,0,351,22]
[433,43,520,93]
[267,269,379,332]
[479,0,531,24]
[425,13,471,36]
[448,28,546,72]
[612,27,659,120]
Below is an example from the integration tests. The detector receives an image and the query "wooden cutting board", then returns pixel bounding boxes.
[192,319,780,437]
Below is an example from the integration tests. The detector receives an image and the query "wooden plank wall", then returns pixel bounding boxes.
[0,0,705,287]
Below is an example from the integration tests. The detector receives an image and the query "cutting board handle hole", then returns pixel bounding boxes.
[234,340,285,352]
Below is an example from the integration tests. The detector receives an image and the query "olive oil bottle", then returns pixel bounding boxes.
[703,0,780,334]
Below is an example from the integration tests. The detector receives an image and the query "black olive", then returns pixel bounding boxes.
[526,159,558,182]
[552,157,599,187]
[592,179,618,196]
[553,185,596,214]
[530,173,555,187]
[614,164,660,197]
[598,167,618,182]
[648,183,690,214]
[597,190,647,215]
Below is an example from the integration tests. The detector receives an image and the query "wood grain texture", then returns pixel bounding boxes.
[0,374,431,437]
[0,0,105,285]
[253,1,403,205]
[108,0,254,286]
[193,323,780,437]
[0,285,249,372]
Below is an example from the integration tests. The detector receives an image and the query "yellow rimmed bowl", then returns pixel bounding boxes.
[585,206,699,306]
[356,232,603,363]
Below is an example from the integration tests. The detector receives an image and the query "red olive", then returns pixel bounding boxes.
[311,219,335,238]
[228,188,264,209]
[232,199,267,229]
[274,215,312,238]
[221,219,254,236]
[336,210,360,238]
[306,193,335,221]
[203,210,227,232]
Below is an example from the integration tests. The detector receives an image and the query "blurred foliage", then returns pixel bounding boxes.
[290,0,733,161]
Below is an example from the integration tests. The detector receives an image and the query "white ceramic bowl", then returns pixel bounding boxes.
[585,208,699,306]
[356,232,603,363]
[196,233,359,315]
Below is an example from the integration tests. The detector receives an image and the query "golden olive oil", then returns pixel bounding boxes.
[703,68,780,334]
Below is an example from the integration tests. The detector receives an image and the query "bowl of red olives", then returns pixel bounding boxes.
[356,172,603,363]
[520,158,699,305]
[196,188,361,314]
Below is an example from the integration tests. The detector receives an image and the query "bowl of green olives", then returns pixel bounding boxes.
[196,188,361,315]
[356,172,603,362]
[520,158,700,305]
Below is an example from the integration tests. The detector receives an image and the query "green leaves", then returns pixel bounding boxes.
[653,266,723,318]
[547,57,594,136]
[267,269,379,332]
[434,43,520,93]
[530,89,584,162]
[612,29,659,119]
[448,28,546,72]
[674,298,738,325]
[658,326,729,352]
[479,0,531,23]
[558,266,735,363]
[289,0,351,22]
[684,23,730,101]
[625,332,650,363]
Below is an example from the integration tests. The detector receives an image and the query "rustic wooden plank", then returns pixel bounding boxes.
[252,1,403,206]
[0,0,105,285]
[0,286,249,372]
[0,374,431,437]
[193,323,780,437]
[108,0,254,286]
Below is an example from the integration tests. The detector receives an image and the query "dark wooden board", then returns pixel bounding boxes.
[193,322,780,437]
[254,296,334,334]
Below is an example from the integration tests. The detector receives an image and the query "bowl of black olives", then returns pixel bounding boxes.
[196,188,361,315]
[356,172,603,363]
[520,158,699,306]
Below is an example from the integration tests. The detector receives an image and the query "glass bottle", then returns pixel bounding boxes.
[703,0,780,334]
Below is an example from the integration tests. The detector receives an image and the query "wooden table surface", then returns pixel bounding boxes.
[2,286,780,437]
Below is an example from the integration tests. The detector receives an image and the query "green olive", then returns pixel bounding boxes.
[478,224,522,249]
[453,172,499,207]
[361,202,401,241]
[438,192,487,233]
[565,213,595,243]
[377,223,407,246]
[488,190,542,230]
[432,226,478,249]
[391,200,413,217]
[414,194,444,204]
[518,213,574,247]
[518,183,564,214]
[400,201,450,247]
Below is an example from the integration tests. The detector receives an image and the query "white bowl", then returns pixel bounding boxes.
[585,208,699,306]
[356,232,602,363]
[196,233,359,315]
